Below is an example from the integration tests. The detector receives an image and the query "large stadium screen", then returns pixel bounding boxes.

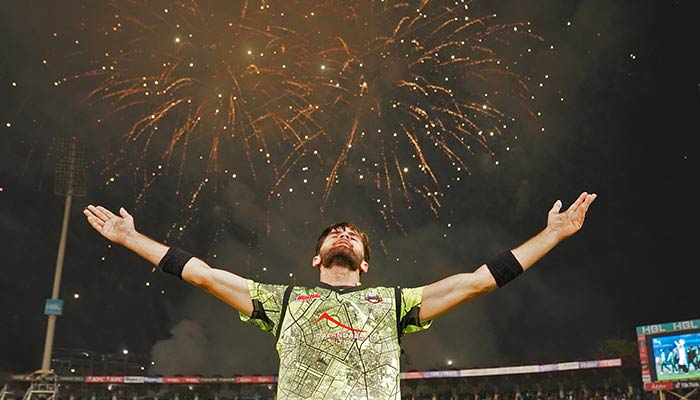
[650,331,700,380]
[637,319,700,391]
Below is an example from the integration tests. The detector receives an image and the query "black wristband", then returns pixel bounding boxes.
[486,250,523,288]
[158,247,193,280]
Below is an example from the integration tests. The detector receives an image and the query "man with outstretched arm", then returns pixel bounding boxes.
[84,191,597,400]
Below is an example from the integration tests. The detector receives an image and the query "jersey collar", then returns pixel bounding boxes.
[318,281,365,293]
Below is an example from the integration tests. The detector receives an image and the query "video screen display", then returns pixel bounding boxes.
[650,331,700,381]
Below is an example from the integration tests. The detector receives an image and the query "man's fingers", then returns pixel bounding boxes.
[95,205,113,220]
[86,205,101,220]
[88,205,110,222]
[83,206,101,222]
[580,193,597,214]
[586,193,597,207]
[85,214,104,231]
[119,207,131,218]
[571,193,597,226]
[83,206,94,218]
[549,199,562,214]
[97,206,117,219]
[566,192,588,213]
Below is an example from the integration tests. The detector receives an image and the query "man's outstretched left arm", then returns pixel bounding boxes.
[419,191,597,322]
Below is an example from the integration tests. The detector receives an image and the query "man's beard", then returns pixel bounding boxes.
[320,245,362,270]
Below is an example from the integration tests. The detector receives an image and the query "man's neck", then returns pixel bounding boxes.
[319,264,361,287]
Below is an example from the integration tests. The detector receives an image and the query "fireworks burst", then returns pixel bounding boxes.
[63,0,545,235]
[74,1,324,227]
[291,0,543,227]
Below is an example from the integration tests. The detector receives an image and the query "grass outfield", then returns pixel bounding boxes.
[657,369,700,381]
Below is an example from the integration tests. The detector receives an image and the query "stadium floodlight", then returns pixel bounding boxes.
[40,137,87,371]
[53,137,88,197]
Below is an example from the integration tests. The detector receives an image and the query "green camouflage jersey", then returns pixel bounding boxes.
[240,281,432,399]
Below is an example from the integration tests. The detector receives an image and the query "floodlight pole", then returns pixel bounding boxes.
[40,139,86,371]
[41,192,73,371]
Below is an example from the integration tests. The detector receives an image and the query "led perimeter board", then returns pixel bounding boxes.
[637,318,700,391]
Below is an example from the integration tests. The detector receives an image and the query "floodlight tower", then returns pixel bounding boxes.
[40,137,87,371]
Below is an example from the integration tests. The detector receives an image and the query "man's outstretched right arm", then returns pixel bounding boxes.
[83,205,253,316]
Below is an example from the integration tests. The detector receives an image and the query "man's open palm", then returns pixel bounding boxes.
[84,205,135,246]
[547,192,597,240]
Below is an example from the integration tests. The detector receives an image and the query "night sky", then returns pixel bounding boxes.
[1,0,698,377]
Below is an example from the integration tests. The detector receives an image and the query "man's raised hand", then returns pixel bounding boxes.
[546,192,597,241]
[83,205,135,246]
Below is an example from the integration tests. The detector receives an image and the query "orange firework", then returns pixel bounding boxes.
[282,0,544,227]
[67,0,544,233]
[76,1,323,217]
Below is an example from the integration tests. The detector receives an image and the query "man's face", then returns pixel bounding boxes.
[317,226,365,270]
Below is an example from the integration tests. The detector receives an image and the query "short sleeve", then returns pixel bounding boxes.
[239,279,288,334]
[399,286,432,335]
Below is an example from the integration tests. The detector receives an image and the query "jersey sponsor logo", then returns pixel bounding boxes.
[295,292,321,302]
[315,312,365,332]
[315,330,365,344]
[365,292,382,304]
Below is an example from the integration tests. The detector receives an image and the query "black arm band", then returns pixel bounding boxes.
[486,250,524,288]
[157,247,193,280]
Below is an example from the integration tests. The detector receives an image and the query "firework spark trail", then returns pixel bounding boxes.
[321,115,359,208]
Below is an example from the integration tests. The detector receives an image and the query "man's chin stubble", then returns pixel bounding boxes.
[322,249,360,270]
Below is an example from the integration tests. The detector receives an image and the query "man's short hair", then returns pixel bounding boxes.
[316,222,370,262]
